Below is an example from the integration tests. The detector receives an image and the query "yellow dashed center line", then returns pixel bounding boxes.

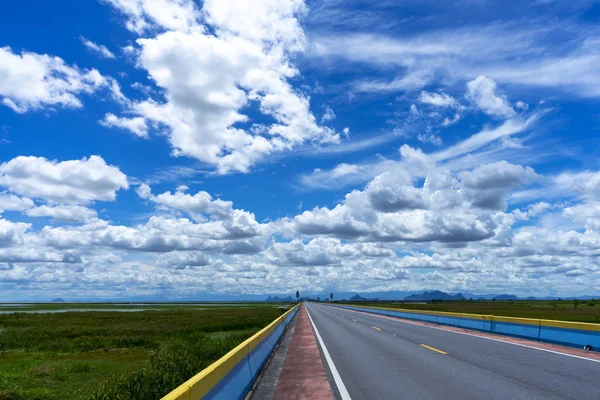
[372,326,382,331]
[420,344,448,355]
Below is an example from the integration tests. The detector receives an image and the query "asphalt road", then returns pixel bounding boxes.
[305,303,600,400]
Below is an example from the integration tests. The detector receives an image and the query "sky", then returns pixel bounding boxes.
[1,0,600,301]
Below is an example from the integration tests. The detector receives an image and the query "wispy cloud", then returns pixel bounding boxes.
[432,115,538,162]
[299,114,540,190]
[80,37,116,59]
[304,132,398,157]
[310,23,600,97]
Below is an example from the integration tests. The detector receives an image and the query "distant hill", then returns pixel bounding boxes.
[492,294,520,301]
[51,298,65,302]
[404,291,465,301]
[265,296,294,302]
[349,294,380,302]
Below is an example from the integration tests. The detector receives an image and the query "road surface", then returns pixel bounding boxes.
[305,302,600,400]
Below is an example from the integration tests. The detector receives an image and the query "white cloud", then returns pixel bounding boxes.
[466,76,515,118]
[155,251,210,269]
[101,0,201,33]
[0,218,30,247]
[266,237,355,266]
[0,194,34,213]
[460,161,538,190]
[0,156,128,204]
[312,25,600,98]
[442,114,461,126]
[100,113,148,138]
[433,114,537,162]
[515,101,529,111]
[354,70,433,93]
[25,205,98,223]
[564,202,600,231]
[0,46,111,113]
[321,105,336,123]
[80,37,116,59]
[137,183,235,220]
[103,0,337,174]
[419,91,457,107]
[300,115,537,191]
[417,133,442,146]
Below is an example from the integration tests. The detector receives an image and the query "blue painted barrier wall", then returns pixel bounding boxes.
[332,304,600,352]
[204,307,298,400]
[163,305,299,400]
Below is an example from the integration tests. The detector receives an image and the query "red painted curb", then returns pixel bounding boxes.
[273,304,334,400]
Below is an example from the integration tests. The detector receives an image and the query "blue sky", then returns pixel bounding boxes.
[1,0,600,301]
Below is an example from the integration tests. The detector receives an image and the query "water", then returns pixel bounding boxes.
[0,304,32,307]
[0,308,208,314]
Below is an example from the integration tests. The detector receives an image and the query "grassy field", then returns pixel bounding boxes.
[343,300,600,323]
[0,304,289,400]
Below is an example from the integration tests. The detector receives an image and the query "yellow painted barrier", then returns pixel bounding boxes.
[162,304,300,400]
[343,303,600,332]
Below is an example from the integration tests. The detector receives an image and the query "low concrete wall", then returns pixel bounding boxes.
[162,304,299,400]
[333,304,600,351]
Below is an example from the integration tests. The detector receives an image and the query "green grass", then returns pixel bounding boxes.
[0,302,275,313]
[343,300,600,323]
[0,306,287,400]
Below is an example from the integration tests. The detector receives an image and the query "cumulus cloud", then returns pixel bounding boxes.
[39,215,263,253]
[0,156,128,204]
[102,0,201,33]
[137,183,235,220]
[0,194,34,212]
[25,205,98,223]
[266,237,358,266]
[466,76,516,118]
[0,218,30,248]
[289,158,543,245]
[419,91,457,107]
[5,2,600,301]
[102,0,337,174]
[100,113,148,138]
[0,46,113,113]
[156,251,210,269]
[460,161,538,190]
[564,202,600,232]
[366,171,428,212]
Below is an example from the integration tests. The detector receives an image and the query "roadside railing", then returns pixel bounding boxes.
[162,304,299,400]
[331,304,600,351]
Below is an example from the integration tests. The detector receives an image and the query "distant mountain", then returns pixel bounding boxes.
[404,291,466,301]
[51,298,65,302]
[349,294,380,302]
[492,294,520,301]
[265,296,294,302]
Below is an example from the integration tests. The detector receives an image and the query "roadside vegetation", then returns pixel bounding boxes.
[0,305,287,400]
[342,300,600,323]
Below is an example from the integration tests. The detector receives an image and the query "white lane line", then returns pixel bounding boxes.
[306,305,353,400]
[333,306,600,364]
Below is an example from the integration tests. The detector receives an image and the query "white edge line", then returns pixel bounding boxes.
[332,306,600,364]
[305,304,353,400]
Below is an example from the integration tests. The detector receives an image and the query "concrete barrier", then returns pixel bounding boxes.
[332,304,600,351]
[162,304,299,400]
